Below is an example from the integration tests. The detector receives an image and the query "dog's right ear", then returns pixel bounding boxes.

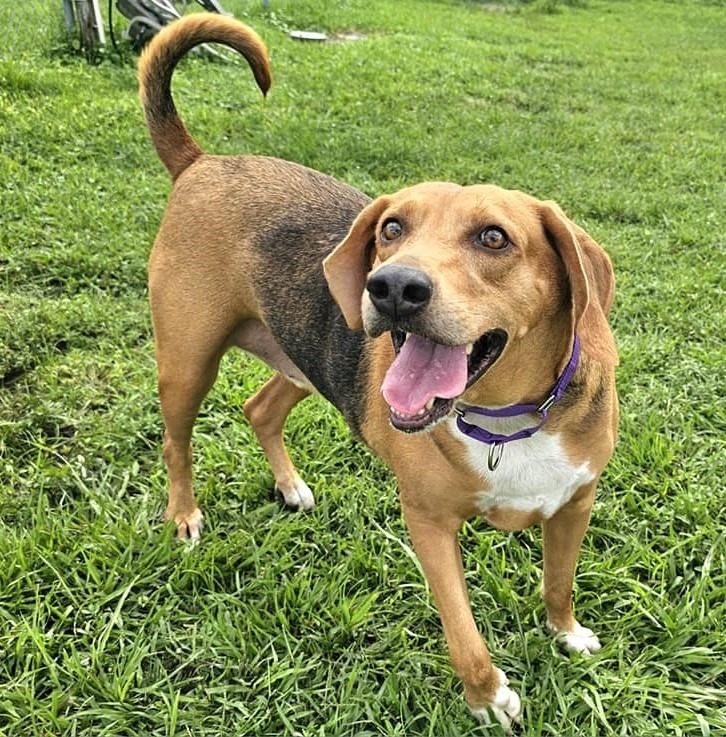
[323,197,391,330]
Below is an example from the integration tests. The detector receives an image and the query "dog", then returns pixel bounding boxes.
[138,14,618,731]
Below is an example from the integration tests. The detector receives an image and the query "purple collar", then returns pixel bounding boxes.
[455,334,581,470]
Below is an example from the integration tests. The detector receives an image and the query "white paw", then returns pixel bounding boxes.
[548,620,602,655]
[469,668,522,733]
[174,508,204,542]
[275,475,315,511]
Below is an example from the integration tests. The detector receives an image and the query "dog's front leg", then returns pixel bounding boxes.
[243,372,314,511]
[541,482,601,654]
[402,502,522,731]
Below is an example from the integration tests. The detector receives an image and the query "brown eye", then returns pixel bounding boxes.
[476,226,510,251]
[381,219,403,243]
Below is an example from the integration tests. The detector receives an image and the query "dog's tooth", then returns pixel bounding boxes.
[466,343,474,355]
[425,398,435,411]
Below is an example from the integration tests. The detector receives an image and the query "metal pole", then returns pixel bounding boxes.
[71,0,105,50]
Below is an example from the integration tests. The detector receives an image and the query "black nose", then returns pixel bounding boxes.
[366,264,433,319]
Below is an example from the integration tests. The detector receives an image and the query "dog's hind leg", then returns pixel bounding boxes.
[243,372,314,510]
[156,345,223,541]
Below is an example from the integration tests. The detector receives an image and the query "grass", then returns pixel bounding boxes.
[1,0,725,734]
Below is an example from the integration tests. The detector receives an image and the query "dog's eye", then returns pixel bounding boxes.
[381,219,403,243]
[476,226,510,251]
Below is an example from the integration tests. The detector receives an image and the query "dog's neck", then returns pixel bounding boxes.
[454,334,580,466]
[467,313,575,410]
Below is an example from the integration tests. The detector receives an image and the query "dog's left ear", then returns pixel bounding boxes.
[540,202,619,366]
[323,196,391,330]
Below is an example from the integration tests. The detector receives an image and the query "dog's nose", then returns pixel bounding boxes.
[366,264,433,319]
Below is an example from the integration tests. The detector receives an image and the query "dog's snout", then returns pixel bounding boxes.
[366,264,433,319]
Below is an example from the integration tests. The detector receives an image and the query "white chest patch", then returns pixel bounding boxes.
[448,414,595,519]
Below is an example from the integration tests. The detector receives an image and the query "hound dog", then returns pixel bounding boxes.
[139,14,618,731]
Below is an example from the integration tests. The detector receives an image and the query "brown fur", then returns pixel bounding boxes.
[140,14,618,729]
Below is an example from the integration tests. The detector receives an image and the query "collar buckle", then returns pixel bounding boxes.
[537,394,557,414]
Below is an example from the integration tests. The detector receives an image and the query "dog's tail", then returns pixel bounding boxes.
[138,14,271,181]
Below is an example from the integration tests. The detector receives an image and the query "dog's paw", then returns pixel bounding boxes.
[469,668,522,734]
[275,475,315,511]
[548,620,601,655]
[173,508,204,542]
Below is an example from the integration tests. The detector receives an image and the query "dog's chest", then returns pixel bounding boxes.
[447,416,594,519]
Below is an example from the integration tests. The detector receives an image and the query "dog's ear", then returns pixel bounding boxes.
[323,197,391,330]
[540,202,618,366]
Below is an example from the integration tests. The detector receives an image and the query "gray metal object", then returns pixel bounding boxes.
[62,0,232,52]
[115,0,231,50]
[63,0,106,50]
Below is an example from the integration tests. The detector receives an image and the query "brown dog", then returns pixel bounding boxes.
[139,14,618,731]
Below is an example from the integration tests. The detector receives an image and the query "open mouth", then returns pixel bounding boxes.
[383,329,508,432]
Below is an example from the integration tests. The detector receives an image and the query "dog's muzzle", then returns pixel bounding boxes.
[366,264,433,322]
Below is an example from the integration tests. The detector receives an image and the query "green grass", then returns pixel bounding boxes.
[1,0,725,734]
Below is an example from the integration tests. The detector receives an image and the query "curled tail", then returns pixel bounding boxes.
[138,14,271,180]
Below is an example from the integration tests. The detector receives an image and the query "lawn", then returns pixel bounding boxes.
[1,0,725,735]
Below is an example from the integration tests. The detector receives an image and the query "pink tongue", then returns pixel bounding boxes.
[382,334,468,416]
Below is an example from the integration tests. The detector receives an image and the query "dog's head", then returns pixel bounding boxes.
[323,183,617,431]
